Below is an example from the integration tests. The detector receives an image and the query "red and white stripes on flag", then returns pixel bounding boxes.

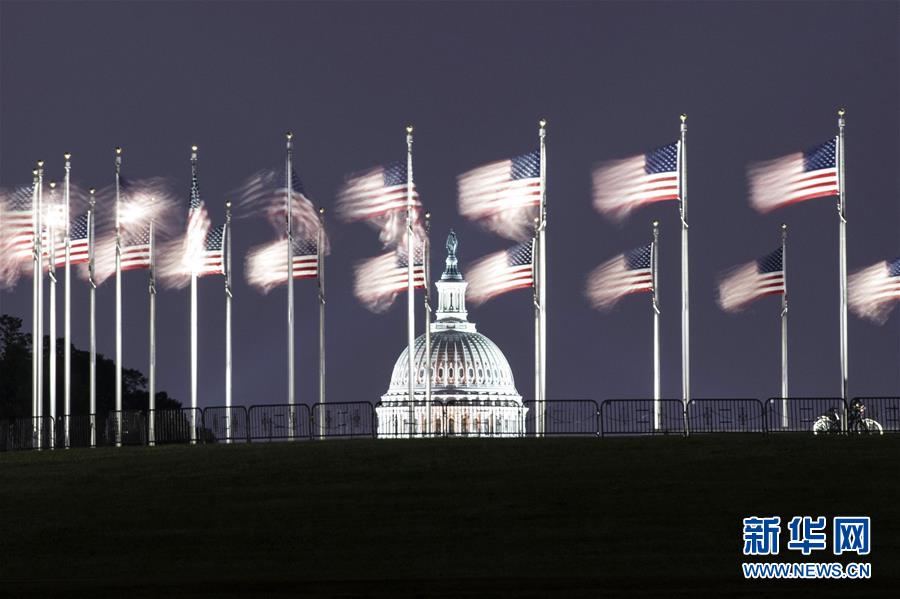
[747,139,838,213]
[3,186,35,263]
[337,162,420,222]
[245,237,319,293]
[68,213,90,265]
[585,245,653,311]
[592,143,679,222]
[466,240,534,306]
[121,225,152,271]
[716,247,784,313]
[849,257,900,325]
[457,151,540,241]
[196,224,225,277]
[352,249,425,313]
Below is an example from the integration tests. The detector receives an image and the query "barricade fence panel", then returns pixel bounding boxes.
[314,402,376,439]
[247,404,311,441]
[847,397,899,434]
[149,409,204,445]
[764,398,846,433]
[203,406,250,443]
[65,414,98,448]
[105,410,147,446]
[600,399,686,436]
[523,400,599,436]
[686,399,765,434]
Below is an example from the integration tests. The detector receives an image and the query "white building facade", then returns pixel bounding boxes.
[377,231,526,438]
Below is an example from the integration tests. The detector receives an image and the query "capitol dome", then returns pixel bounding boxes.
[378,231,525,438]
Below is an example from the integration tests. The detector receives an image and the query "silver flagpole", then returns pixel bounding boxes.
[115,147,123,447]
[148,218,156,446]
[837,109,848,408]
[652,221,661,430]
[406,124,416,438]
[317,206,326,439]
[88,189,97,447]
[533,219,540,437]
[48,181,57,449]
[781,223,789,428]
[37,164,45,449]
[424,212,433,436]
[63,154,72,448]
[225,200,233,443]
[190,146,199,444]
[31,165,42,448]
[285,133,295,438]
[678,114,690,434]
[538,118,548,437]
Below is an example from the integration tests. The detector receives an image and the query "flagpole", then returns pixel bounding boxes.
[148,217,156,446]
[678,114,690,434]
[652,220,661,430]
[225,200,233,443]
[533,218,540,437]
[537,118,548,437]
[63,154,72,448]
[48,181,57,449]
[115,147,123,447]
[837,108,848,409]
[190,145,199,444]
[317,206,326,439]
[32,165,43,449]
[406,123,416,439]
[781,223,789,428]
[424,211,432,437]
[285,132,295,439]
[88,189,97,448]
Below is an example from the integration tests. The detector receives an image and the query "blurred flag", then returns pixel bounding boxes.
[245,236,320,292]
[466,240,534,305]
[68,213,90,265]
[196,224,225,277]
[849,257,900,324]
[5,185,35,262]
[748,139,838,213]
[352,248,425,313]
[121,224,151,271]
[237,168,320,238]
[458,150,540,241]
[184,165,211,271]
[716,247,784,313]
[592,143,679,222]
[585,244,654,310]
[337,162,420,222]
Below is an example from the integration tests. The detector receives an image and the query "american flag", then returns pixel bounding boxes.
[353,248,425,313]
[849,257,900,324]
[748,139,838,213]
[121,224,152,271]
[197,224,225,277]
[5,185,35,262]
[457,150,540,240]
[466,240,534,306]
[717,247,784,313]
[592,142,679,222]
[185,160,211,272]
[585,244,654,310]
[244,236,320,292]
[337,162,421,222]
[237,167,321,238]
[68,213,90,265]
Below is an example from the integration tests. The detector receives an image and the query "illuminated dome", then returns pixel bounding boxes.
[378,231,524,437]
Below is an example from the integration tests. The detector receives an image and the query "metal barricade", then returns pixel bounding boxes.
[848,397,900,434]
[600,399,686,436]
[65,414,98,448]
[105,410,147,446]
[686,399,765,433]
[8,416,55,450]
[312,402,375,439]
[149,408,204,444]
[203,406,250,443]
[247,404,311,441]
[764,397,846,433]
[523,400,600,436]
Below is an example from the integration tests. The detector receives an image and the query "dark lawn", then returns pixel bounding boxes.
[0,436,897,597]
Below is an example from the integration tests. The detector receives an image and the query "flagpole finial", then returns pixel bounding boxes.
[64,152,71,161]
[115,147,122,156]
[425,211,431,220]
[225,199,231,210]
[37,160,44,168]
[539,118,547,129]
[680,113,687,123]
[89,187,96,195]
[406,124,413,134]
[49,181,57,189]
[653,220,659,227]
[319,206,326,215]
[191,144,198,152]
[838,107,846,117]
[33,169,39,177]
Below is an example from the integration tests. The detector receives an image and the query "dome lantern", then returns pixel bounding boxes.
[434,230,472,330]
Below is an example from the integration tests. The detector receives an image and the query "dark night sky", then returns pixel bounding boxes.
[1,1,898,409]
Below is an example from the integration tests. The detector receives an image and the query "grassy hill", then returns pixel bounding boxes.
[1,436,898,597]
